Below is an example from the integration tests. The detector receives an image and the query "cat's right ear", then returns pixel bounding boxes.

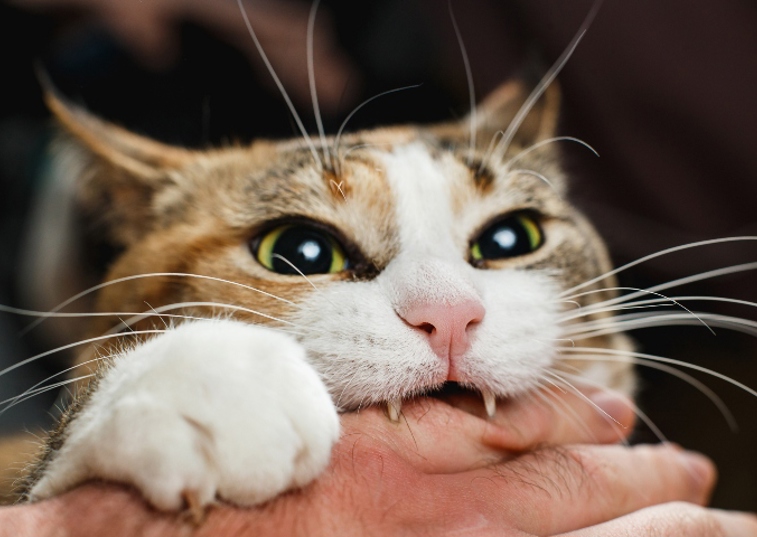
[430,79,561,160]
[44,89,195,247]
[471,79,561,154]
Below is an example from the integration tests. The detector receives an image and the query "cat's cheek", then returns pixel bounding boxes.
[461,271,562,395]
[30,319,340,509]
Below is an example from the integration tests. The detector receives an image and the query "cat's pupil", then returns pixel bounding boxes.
[472,214,543,261]
[271,228,333,275]
[254,224,349,276]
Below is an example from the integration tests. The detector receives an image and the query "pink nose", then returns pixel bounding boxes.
[402,299,485,363]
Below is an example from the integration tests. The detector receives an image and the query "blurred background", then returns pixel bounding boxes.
[1,0,756,509]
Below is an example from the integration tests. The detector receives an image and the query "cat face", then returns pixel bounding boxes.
[49,80,634,415]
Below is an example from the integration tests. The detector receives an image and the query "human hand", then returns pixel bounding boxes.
[1,390,755,537]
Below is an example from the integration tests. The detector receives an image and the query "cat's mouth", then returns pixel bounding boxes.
[387,382,498,421]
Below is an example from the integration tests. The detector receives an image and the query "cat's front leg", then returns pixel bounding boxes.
[28,319,340,510]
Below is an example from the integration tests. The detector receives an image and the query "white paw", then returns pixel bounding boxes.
[30,319,340,510]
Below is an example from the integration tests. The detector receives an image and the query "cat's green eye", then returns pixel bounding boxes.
[470,213,544,262]
[254,225,348,275]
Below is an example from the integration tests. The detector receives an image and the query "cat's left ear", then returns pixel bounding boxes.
[45,90,195,247]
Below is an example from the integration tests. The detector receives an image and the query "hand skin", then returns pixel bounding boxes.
[1,391,756,537]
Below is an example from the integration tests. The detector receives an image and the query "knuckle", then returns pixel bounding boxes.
[561,447,617,496]
[503,446,616,502]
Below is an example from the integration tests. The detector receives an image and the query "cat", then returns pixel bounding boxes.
[0,0,755,520]
[10,76,644,510]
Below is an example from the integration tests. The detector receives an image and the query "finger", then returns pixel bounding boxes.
[562,503,757,537]
[485,387,636,451]
[0,483,183,537]
[338,399,513,474]
[466,443,716,535]
[338,389,636,474]
[334,441,718,536]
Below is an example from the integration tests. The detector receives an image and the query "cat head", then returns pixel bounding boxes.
[47,80,634,414]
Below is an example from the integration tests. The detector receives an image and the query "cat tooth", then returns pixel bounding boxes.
[481,389,496,418]
[387,399,402,422]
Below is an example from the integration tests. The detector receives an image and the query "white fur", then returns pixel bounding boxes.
[293,143,561,407]
[30,319,339,509]
[295,266,559,408]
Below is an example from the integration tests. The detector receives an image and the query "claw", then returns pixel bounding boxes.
[387,399,402,422]
[182,489,206,526]
[481,389,496,418]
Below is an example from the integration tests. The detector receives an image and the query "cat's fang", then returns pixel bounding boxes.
[481,389,496,418]
[387,399,402,422]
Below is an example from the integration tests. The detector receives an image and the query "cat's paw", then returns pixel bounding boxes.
[29,319,340,510]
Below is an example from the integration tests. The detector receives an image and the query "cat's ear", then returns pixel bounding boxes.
[45,91,195,247]
[432,79,561,158]
[472,79,561,151]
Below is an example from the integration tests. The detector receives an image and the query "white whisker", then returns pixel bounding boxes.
[146,303,170,331]
[588,303,676,313]
[1,305,222,322]
[556,352,737,431]
[641,262,757,298]
[565,311,757,339]
[561,286,678,308]
[0,374,96,416]
[532,381,603,443]
[562,294,757,330]
[505,136,599,170]
[485,0,603,168]
[508,168,557,190]
[448,0,476,165]
[330,179,347,199]
[479,130,504,171]
[551,368,668,443]
[307,0,329,168]
[539,374,567,395]
[0,355,110,413]
[341,142,392,161]
[0,330,164,380]
[105,301,323,336]
[544,371,630,445]
[545,371,621,427]
[561,347,757,401]
[235,0,321,168]
[558,288,707,331]
[561,239,757,298]
[20,272,293,335]
[655,295,757,310]
[271,254,321,293]
[333,85,421,167]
